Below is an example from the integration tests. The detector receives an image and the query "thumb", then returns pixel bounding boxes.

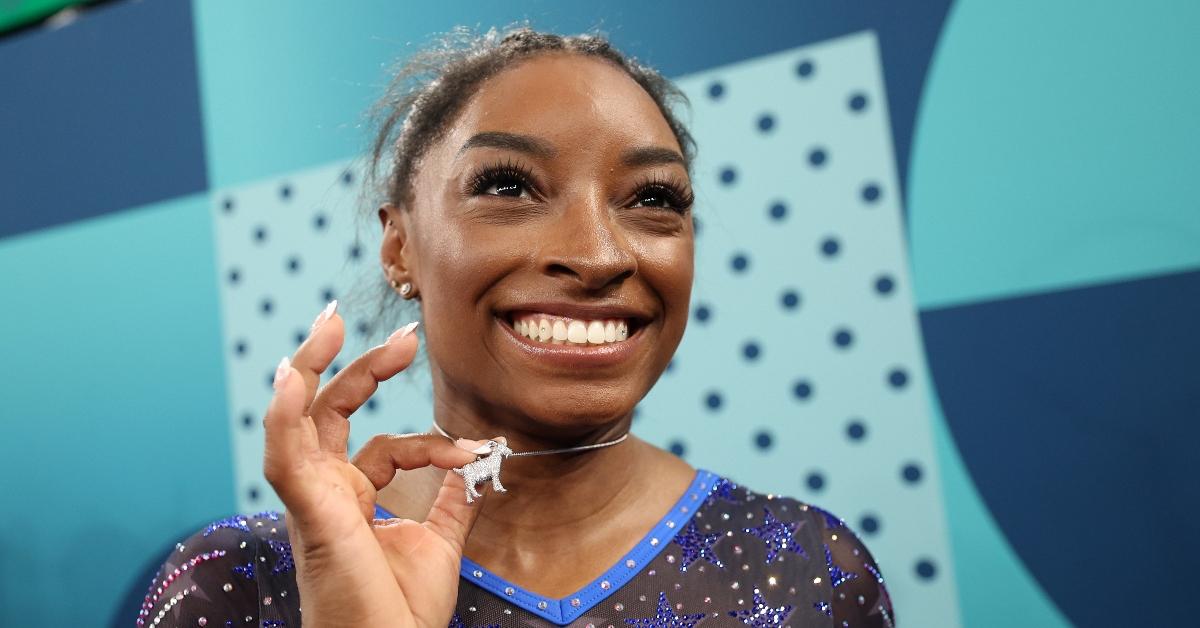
[424,464,490,553]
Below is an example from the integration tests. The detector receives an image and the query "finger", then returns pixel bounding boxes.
[308,321,420,454]
[290,300,344,414]
[262,357,322,508]
[350,433,481,489]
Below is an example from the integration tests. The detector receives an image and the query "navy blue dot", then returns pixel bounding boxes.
[260,298,274,316]
[265,370,275,390]
[795,59,815,78]
[806,471,825,491]
[708,81,725,100]
[875,274,896,295]
[694,304,712,323]
[356,320,370,336]
[227,268,241,285]
[792,379,813,400]
[888,367,909,389]
[234,339,248,356]
[768,201,787,221]
[222,197,235,213]
[848,92,869,112]
[808,148,828,167]
[705,391,723,411]
[248,487,260,501]
[742,341,761,361]
[314,213,328,230]
[902,462,924,484]
[757,113,776,133]
[780,289,801,310]
[666,359,676,373]
[341,170,354,185]
[330,362,342,376]
[321,287,336,303]
[279,183,292,200]
[860,514,880,534]
[669,440,687,456]
[253,225,268,243]
[719,167,737,185]
[821,237,841,257]
[861,183,882,203]
[846,420,867,441]
[294,330,306,346]
[915,559,937,580]
[286,256,301,273]
[693,216,702,235]
[754,431,773,450]
[241,412,254,429]
[348,243,361,260]
[730,252,749,273]
[365,398,378,413]
[833,327,854,349]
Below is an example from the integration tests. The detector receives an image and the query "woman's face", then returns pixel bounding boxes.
[384,53,694,438]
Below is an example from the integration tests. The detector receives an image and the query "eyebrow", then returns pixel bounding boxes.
[457,131,686,169]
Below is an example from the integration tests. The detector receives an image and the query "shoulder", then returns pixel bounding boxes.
[137,511,298,627]
[701,475,896,627]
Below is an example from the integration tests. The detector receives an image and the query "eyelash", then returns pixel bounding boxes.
[465,159,695,214]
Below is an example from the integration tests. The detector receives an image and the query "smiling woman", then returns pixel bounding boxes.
[138,26,894,628]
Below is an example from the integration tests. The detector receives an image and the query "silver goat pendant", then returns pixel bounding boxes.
[451,440,514,503]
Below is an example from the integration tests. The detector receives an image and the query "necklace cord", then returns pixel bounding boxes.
[431,422,629,457]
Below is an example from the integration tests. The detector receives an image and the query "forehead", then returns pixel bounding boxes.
[444,53,680,155]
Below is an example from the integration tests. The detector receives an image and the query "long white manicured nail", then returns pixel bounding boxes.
[387,321,420,344]
[273,356,291,389]
[455,438,492,454]
[310,299,338,332]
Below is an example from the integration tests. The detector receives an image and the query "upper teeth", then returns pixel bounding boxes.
[512,313,629,345]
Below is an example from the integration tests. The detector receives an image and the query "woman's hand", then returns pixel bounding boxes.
[263,302,490,628]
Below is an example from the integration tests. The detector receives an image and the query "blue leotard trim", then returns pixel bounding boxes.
[374,468,718,625]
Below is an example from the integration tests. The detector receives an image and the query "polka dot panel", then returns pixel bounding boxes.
[210,31,958,627]
[637,31,957,625]
[210,161,437,520]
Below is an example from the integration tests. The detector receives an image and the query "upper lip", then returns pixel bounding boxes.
[499,301,653,324]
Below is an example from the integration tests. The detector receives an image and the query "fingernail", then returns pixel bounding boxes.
[386,321,420,344]
[310,299,338,332]
[273,356,291,389]
[455,438,491,454]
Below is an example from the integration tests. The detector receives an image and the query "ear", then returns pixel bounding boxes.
[378,203,417,297]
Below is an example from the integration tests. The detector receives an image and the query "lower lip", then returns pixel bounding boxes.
[495,317,645,369]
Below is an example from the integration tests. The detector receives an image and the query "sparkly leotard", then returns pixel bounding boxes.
[137,470,895,627]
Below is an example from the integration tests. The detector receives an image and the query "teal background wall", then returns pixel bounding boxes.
[2,1,1197,626]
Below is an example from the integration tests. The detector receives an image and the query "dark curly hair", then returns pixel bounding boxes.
[349,24,697,344]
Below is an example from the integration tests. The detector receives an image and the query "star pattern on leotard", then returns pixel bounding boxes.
[672,520,725,572]
[727,588,794,627]
[823,543,859,589]
[625,591,707,628]
[809,505,844,530]
[705,477,741,507]
[743,506,807,563]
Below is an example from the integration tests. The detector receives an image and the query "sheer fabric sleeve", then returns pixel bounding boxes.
[812,506,897,627]
[135,511,298,628]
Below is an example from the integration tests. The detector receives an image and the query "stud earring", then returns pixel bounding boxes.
[399,282,413,297]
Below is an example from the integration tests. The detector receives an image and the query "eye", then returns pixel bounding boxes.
[467,160,537,201]
[630,179,694,214]
[482,173,530,199]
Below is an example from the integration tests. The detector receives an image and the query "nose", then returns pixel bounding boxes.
[539,191,637,292]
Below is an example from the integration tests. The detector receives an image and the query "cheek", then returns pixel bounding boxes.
[637,236,695,334]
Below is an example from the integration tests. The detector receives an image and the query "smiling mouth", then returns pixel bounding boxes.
[501,311,645,347]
